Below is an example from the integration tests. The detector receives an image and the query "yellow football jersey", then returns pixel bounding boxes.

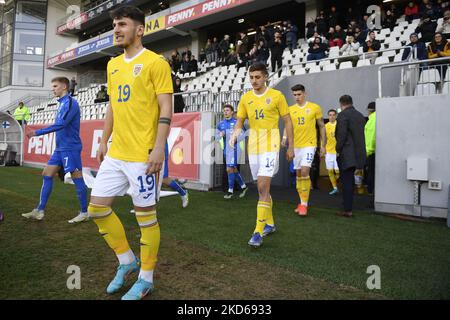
[107,49,173,162]
[325,121,337,154]
[289,102,323,148]
[237,88,289,155]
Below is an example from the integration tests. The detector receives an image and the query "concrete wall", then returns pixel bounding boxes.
[375,94,450,219]
[43,0,78,86]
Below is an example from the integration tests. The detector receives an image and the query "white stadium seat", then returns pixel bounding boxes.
[415,83,436,96]
[419,69,441,83]
[339,61,353,69]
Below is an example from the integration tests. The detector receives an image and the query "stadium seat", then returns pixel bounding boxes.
[444,69,450,82]
[415,83,437,96]
[329,47,340,58]
[323,64,337,71]
[375,56,390,65]
[442,82,450,94]
[356,59,371,67]
[419,69,441,83]
[308,65,321,73]
[339,61,353,69]
[294,67,306,75]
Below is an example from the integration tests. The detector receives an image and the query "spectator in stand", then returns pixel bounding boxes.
[383,10,397,30]
[225,46,239,66]
[316,11,328,36]
[170,50,181,73]
[388,3,401,20]
[190,55,199,72]
[419,0,431,16]
[181,55,191,74]
[437,10,450,39]
[347,19,358,34]
[306,18,317,39]
[69,77,77,95]
[212,37,220,63]
[219,35,231,62]
[270,31,285,76]
[94,85,109,103]
[286,21,298,54]
[256,39,270,65]
[436,1,450,18]
[307,36,328,61]
[237,32,249,62]
[308,32,327,44]
[415,14,438,43]
[427,32,450,76]
[363,31,381,64]
[405,1,420,23]
[423,1,439,19]
[327,27,344,48]
[339,35,360,67]
[345,8,358,28]
[328,6,340,29]
[360,14,370,31]
[335,25,346,42]
[249,43,258,63]
[205,39,214,63]
[354,27,367,45]
[181,47,192,60]
[199,48,206,63]
[402,33,428,60]
[173,77,185,113]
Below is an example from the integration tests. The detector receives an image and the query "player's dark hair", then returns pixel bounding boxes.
[339,95,353,106]
[223,104,234,112]
[328,109,337,115]
[51,77,70,90]
[291,84,305,92]
[249,62,268,76]
[110,5,145,26]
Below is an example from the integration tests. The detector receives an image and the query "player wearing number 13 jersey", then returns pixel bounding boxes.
[88,6,173,300]
[230,63,294,248]
[283,84,326,217]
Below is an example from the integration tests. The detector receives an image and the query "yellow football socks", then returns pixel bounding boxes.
[328,170,338,189]
[254,201,271,235]
[135,211,160,272]
[297,176,311,206]
[88,204,131,255]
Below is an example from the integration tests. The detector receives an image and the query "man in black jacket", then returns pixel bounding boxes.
[335,95,366,218]
[270,31,285,76]
[415,14,438,43]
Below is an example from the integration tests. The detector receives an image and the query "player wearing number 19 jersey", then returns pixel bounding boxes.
[283,85,326,217]
[88,6,173,300]
[230,63,294,248]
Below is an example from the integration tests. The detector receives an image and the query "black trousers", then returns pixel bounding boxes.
[366,154,375,195]
[341,167,356,212]
[271,55,282,75]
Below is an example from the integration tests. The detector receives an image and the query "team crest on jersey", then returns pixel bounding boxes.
[266,98,272,105]
[306,109,311,114]
[133,64,143,77]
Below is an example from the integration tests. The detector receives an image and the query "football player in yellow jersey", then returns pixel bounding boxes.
[87,6,173,300]
[282,84,326,217]
[230,63,294,248]
[325,109,340,195]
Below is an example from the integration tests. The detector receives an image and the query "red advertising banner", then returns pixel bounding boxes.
[23,112,202,181]
[47,49,76,68]
[57,13,88,34]
[166,0,253,27]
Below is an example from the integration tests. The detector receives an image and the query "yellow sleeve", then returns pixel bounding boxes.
[106,61,111,96]
[237,96,248,120]
[150,57,174,95]
[315,104,324,120]
[277,93,290,117]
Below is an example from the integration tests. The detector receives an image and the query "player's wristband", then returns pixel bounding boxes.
[159,117,171,126]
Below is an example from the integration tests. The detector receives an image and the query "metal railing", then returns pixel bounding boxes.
[269,45,416,84]
[378,56,450,98]
[173,88,252,114]
[1,93,53,114]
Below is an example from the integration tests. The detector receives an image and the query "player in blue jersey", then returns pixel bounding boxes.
[22,77,88,224]
[216,104,248,199]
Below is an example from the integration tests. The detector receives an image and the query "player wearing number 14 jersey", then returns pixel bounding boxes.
[230,63,294,248]
[88,6,173,300]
